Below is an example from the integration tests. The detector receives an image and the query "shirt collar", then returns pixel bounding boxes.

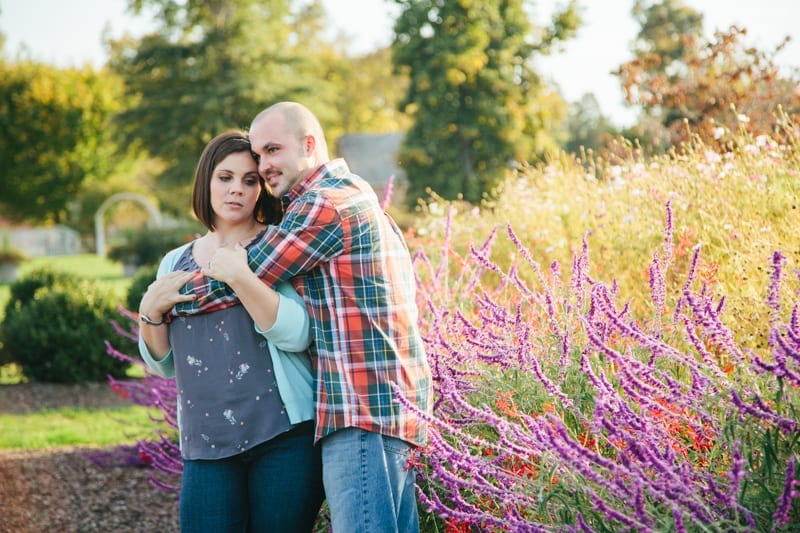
[282,158,350,206]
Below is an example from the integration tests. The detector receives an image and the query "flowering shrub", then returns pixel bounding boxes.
[406,203,799,531]
[106,307,182,493]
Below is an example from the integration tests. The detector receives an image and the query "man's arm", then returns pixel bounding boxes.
[174,193,343,316]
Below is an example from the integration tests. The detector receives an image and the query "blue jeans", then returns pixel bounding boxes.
[180,421,324,532]
[321,427,420,533]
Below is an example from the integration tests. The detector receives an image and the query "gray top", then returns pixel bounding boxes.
[169,246,292,460]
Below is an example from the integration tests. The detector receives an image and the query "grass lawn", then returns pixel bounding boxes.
[20,253,127,280]
[0,405,159,450]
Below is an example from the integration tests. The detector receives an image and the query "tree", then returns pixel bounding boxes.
[108,0,342,213]
[331,47,412,136]
[0,59,122,223]
[391,0,579,206]
[631,0,704,66]
[616,0,800,151]
[561,93,615,155]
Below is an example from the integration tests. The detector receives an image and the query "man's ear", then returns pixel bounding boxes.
[304,134,317,156]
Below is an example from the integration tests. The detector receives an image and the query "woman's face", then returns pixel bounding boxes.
[209,151,263,227]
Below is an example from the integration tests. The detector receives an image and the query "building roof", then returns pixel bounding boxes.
[336,132,406,186]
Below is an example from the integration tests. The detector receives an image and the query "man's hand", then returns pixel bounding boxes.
[202,242,251,285]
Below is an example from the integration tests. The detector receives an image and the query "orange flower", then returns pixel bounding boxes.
[674,229,696,257]
[495,391,520,419]
[444,519,471,533]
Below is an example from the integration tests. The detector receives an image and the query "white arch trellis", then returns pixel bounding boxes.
[95,192,162,257]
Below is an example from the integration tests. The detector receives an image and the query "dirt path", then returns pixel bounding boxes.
[0,447,179,532]
[0,382,179,532]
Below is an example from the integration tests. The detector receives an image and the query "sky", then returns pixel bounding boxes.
[2,0,799,127]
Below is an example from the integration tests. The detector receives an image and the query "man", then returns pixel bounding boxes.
[176,101,432,532]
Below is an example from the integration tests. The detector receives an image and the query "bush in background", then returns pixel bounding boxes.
[3,268,130,383]
[108,226,198,270]
[125,264,159,313]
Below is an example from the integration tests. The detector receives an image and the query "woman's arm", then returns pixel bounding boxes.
[138,245,197,362]
[202,242,283,332]
[203,243,311,351]
[254,281,312,353]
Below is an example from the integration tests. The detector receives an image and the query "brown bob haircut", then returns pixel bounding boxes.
[192,130,283,230]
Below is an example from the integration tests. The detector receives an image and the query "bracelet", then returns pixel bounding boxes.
[139,312,167,326]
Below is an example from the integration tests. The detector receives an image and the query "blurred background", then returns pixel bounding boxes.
[1,0,798,257]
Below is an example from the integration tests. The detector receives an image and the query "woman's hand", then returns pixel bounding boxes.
[201,242,251,285]
[139,270,198,318]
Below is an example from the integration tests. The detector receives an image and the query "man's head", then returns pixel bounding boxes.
[248,102,330,198]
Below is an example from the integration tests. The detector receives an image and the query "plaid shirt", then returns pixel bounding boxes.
[175,159,431,446]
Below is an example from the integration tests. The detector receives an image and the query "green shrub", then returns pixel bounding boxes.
[0,268,82,366]
[5,267,82,313]
[125,263,158,312]
[3,273,129,383]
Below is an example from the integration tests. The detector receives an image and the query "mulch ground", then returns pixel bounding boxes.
[0,382,179,532]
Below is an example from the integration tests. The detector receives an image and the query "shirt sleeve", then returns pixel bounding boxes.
[253,281,312,353]
[138,337,175,378]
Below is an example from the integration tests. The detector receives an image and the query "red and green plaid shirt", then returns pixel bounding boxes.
[175,159,431,446]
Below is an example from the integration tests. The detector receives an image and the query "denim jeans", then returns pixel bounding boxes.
[321,427,420,533]
[180,421,324,532]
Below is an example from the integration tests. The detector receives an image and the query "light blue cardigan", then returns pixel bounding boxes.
[138,243,315,425]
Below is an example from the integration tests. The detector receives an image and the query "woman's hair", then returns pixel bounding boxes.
[192,130,283,230]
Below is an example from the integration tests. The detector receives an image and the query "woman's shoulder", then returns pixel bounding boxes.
[158,241,194,274]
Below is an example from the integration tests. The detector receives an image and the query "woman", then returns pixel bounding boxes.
[137,130,323,532]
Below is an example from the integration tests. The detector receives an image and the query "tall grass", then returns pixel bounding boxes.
[412,112,799,354]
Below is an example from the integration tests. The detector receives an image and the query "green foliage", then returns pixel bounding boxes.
[0,59,123,223]
[1,256,134,375]
[5,268,83,315]
[71,155,168,237]
[330,47,412,137]
[2,269,130,383]
[125,264,159,312]
[631,0,704,63]
[391,0,580,206]
[0,363,23,384]
[109,0,342,207]
[561,93,617,154]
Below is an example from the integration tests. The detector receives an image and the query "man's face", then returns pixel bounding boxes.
[249,112,312,198]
